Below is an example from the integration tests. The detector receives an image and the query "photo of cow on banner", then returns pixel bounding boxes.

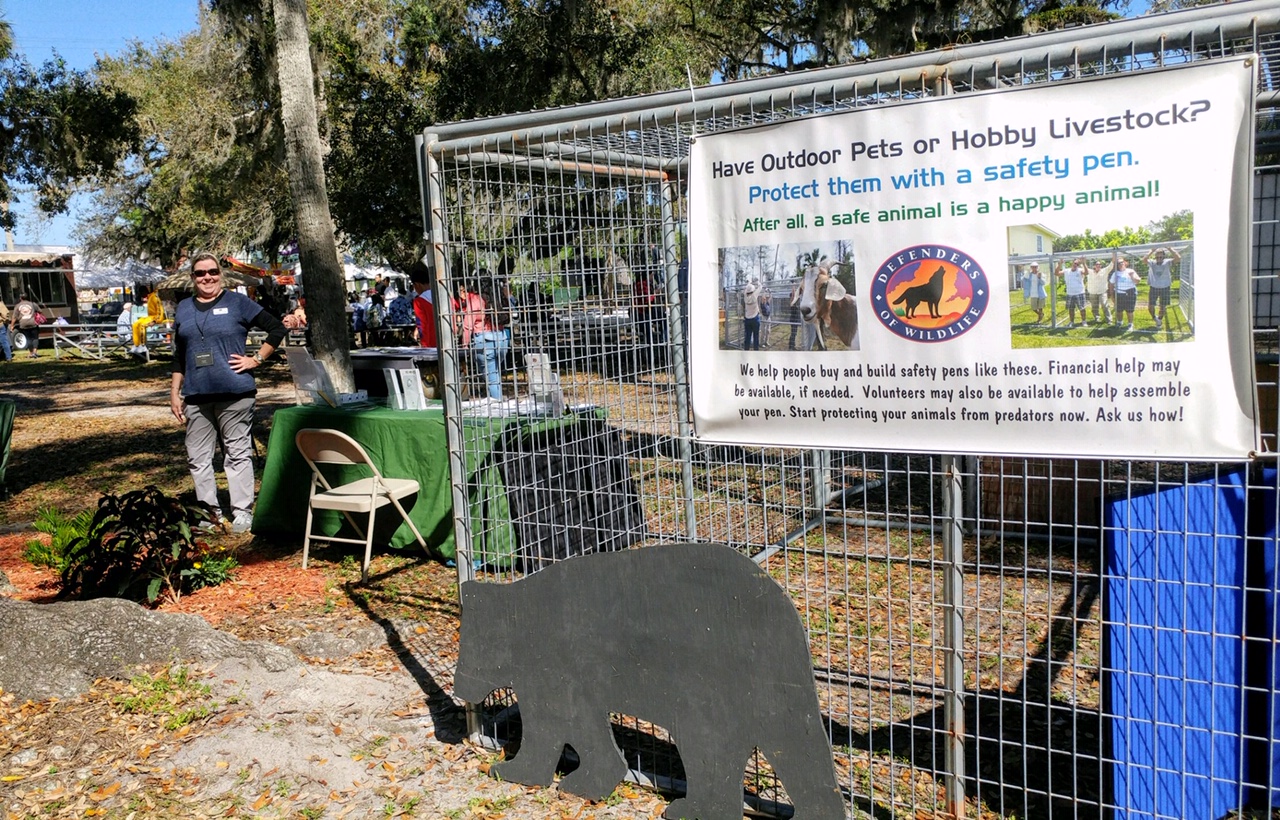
[718,241,858,352]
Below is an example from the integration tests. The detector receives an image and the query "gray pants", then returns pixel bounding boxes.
[184,396,255,519]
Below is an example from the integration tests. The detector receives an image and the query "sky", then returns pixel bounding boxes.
[3,0,1160,250]
[3,1,201,248]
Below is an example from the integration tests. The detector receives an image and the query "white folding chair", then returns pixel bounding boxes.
[295,427,428,582]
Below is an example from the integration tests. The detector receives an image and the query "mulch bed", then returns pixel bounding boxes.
[0,533,330,624]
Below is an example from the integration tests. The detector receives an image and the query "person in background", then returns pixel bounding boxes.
[386,283,416,334]
[365,291,386,344]
[1110,257,1141,331]
[741,278,761,350]
[634,269,657,345]
[11,293,39,359]
[283,296,307,329]
[116,302,134,340]
[1021,262,1047,324]
[170,253,286,533]
[131,288,166,355]
[0,298,12,362]
[1057,257,1088,328]
[788,282,802,349]
[409,262,439,347]
[757,285,773,348]
[459,276,506,400]
[479,276,513,373]
[1085,256,1114,326]
[348,293,366,347]
[1144,246,1182,330]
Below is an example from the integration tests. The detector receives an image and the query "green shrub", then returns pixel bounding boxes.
[23,507,94,572]
[59,486,224,606]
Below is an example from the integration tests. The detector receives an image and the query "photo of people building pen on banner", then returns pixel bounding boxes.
[1008,210,1194,349]
[718,241,860,352]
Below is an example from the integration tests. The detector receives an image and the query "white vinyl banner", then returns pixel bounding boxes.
[688,58,1259,460]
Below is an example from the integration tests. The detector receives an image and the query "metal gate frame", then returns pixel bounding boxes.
[417,3,1280,817]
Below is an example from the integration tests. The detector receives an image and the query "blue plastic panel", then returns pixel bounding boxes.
[1104,468,1247,820]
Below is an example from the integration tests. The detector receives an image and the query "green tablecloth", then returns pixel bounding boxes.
[253,403,624,567]
[253,404,459,560]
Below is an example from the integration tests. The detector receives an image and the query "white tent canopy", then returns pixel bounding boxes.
[345,256,404,282]
[77,259,167,290]
[291,255,405,283]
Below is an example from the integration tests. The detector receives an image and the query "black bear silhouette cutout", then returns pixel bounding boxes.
[454,543,846,820]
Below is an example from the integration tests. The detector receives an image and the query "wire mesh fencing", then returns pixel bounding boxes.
[418,3,1280,817]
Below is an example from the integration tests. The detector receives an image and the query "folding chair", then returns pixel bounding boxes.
[295,428,428,582]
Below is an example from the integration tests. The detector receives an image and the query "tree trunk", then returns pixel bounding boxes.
[271,0,353,391]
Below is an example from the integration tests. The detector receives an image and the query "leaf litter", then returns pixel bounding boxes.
[0,359,669,819]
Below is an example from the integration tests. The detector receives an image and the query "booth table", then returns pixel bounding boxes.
[252,403,645,567]
[253,404,457,558]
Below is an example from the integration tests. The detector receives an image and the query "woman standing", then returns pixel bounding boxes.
[459,277,507,400]
[169,254,286,532]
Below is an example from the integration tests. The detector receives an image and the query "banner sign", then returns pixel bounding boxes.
[688,58,1259,460]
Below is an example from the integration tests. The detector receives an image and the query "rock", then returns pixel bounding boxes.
[293,632,360,661]
[0,566,14,596]
[9,749,36,765]
[0,597,299,701]
[291,624,383,661]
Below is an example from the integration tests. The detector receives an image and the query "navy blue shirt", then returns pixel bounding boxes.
[173,291,284,403]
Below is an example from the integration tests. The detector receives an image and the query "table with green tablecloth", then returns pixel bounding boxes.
[252,403,644,567]
[253,404,460,559]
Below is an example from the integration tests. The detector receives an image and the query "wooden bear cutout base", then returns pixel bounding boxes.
[454,543,846,820]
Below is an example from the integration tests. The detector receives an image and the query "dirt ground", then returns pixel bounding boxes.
[0,356,673,820]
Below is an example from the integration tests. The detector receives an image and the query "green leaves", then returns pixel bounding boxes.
[0,54,139,229]
[58,485,229,606]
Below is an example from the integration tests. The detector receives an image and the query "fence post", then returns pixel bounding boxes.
[659,180,698,540]
[418,133,481,739]
[942,454,967,818]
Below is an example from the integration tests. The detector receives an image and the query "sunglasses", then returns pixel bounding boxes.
[192,268,221,278]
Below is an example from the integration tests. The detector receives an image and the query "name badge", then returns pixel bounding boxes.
[213,307,229,315]
[194,352,215,367]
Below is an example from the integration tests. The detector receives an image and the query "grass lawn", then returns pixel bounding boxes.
[1008,281,1192,349]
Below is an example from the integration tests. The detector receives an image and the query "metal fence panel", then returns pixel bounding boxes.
[419,3,1280,817]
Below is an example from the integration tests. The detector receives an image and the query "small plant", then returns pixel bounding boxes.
[116,664,218,730]
[59,486,219,605]
[184,548,239,591]
[23,507,94,572]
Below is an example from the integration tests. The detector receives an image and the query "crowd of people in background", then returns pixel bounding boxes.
[337,266,515,400]
[5,257,582,404]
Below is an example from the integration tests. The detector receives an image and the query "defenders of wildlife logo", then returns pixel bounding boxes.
[871,244,989,342]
